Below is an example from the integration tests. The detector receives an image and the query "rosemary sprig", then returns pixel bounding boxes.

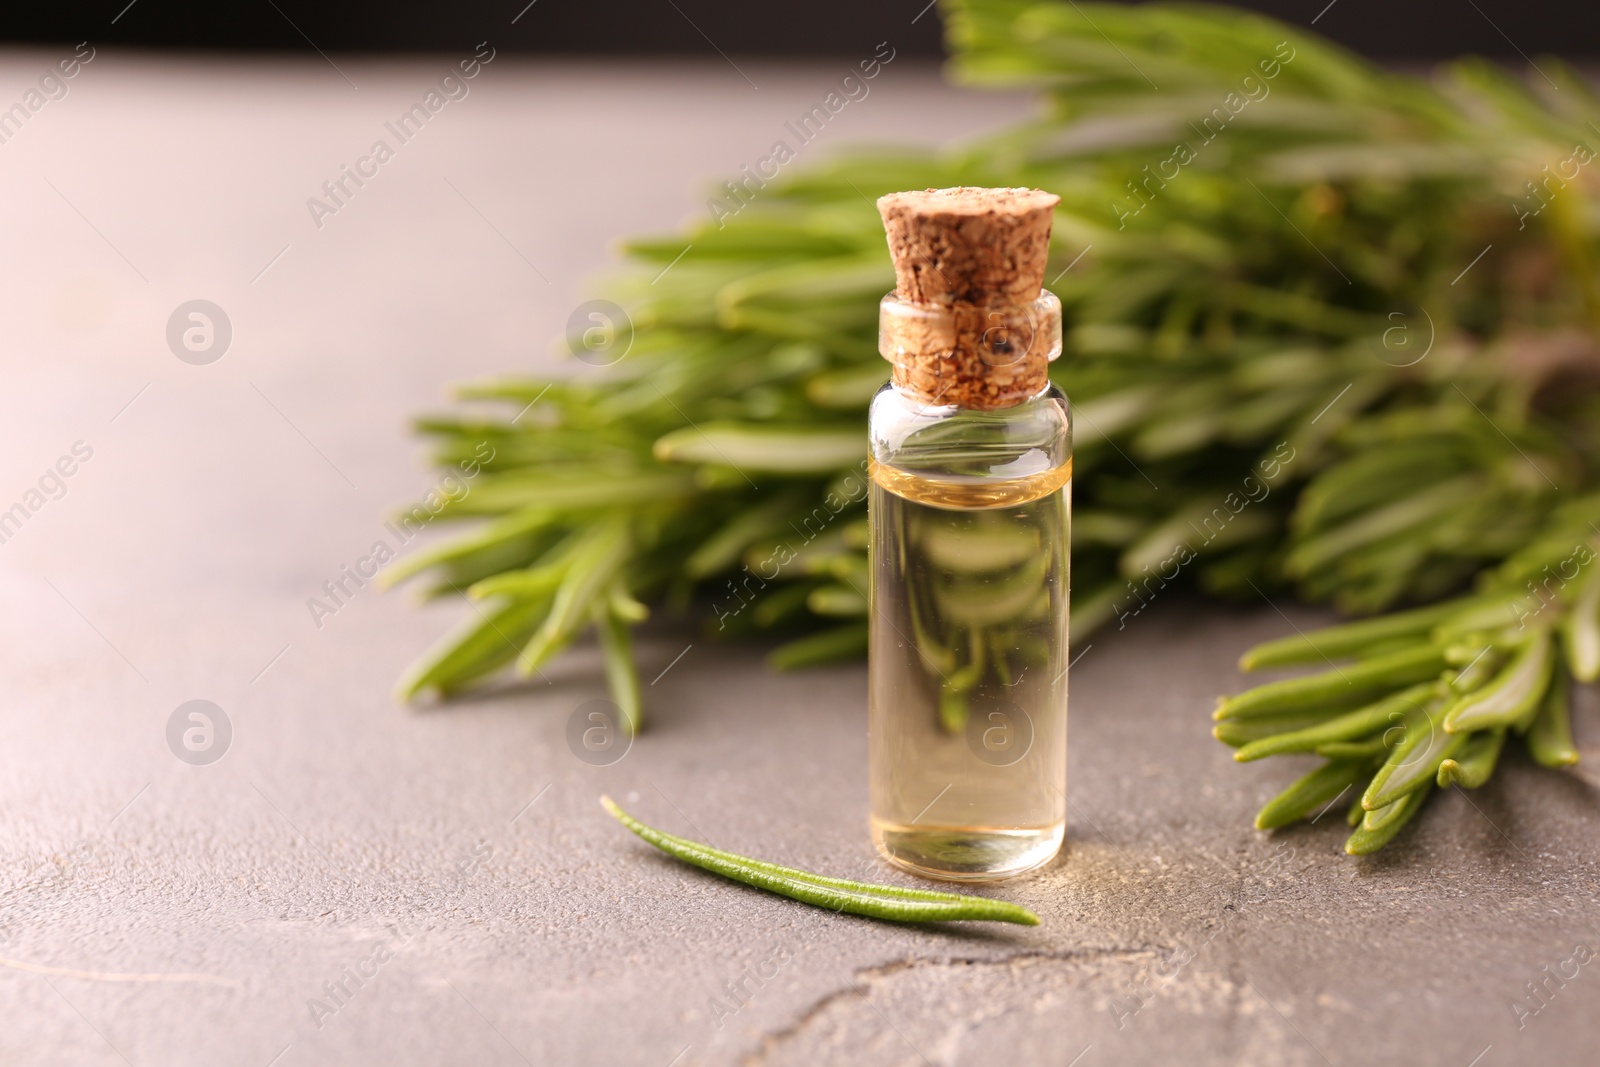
[1218,515,1599,853]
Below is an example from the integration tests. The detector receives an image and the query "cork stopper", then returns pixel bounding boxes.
[878,187,1058,306]
[876,187,1061,409]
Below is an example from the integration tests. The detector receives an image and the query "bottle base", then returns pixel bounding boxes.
[870,819,1064,882]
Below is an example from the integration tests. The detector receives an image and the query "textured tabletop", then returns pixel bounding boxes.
[0,49,1596,1067]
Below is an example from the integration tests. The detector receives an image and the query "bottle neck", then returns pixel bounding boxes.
[877,290,1062,411]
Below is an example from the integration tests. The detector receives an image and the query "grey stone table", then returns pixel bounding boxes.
[1,49,1596,1067]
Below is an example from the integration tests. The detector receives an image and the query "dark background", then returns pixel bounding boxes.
[5,1,1596,60]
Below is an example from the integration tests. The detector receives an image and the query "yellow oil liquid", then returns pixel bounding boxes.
[868,458,1070,881]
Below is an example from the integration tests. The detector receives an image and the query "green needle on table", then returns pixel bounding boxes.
[600,796,1040,926]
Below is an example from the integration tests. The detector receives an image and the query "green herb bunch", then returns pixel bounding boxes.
[391,0,1600,850]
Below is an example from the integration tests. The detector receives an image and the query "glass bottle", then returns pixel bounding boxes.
[868,188,1071,881]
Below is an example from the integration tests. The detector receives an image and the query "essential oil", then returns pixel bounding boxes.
[867,187,1071,881]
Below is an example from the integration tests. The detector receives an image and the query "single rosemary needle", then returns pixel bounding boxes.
[599,796,1040,925]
